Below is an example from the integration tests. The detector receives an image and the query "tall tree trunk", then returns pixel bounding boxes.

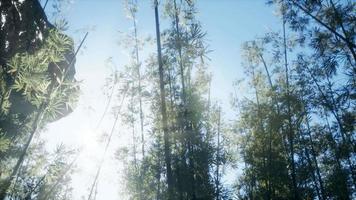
[87,84,128,200]
[304,147,322,200]
[258,53,273,199]
[305,116,326,200]
[282,17,299,200]
[0,104,45,200]
[206,77,212,141]
[132,95,138,168]
[154,1,173,198]
[172,1,197,198]
[251,64,270,199]
[156,139,162,200]
[215,107,221,200]
[130,0,145,158]
[173,0,186,103]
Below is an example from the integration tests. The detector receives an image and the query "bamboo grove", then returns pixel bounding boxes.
[0,0,355,200]
[234,0,355,199]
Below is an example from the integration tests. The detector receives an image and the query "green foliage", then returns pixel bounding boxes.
[7,29,73,109]
[114,1,226,199]
[0,68,11,116]
[0,131,10,153]
[7,142,76,200]
[0,28,78,199]
[234,1,356,199]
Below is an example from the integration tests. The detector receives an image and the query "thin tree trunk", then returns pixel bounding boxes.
[282,17,299,200]
[154,1,173,198]
[305,116,326,200]
[251,65,270,199]
[43,0,49,10]
[156,162,161,200]
[206,77,211,140]
[215,107,221,200]
[87,85,128,200]
[0,104,45,200]
[173,0,186,103]
[96,77,116,130]
[156,138,162,200]
[258,53,273,199]
[304,148,322,200]
[172,2,198,198]
[93,180,99,200]
[130,0,145,158]
[132,96,138,168]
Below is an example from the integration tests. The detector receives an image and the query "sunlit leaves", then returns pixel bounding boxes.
[1,26,79,199]
[0,132,10,153]
[0,69,11,116]
[6,29,76,113]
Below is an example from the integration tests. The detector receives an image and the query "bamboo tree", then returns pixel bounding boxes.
[304,115,326,200]
[173,0,186,103]
[127,0,146,158]
[0,31,87,200]
[282,16,299,199]
[215,107,221,200]
[87,84,129,200]
[288,0,356,53]
[153,1,173,198]
[304,65,356,186]
[39,152,79,200]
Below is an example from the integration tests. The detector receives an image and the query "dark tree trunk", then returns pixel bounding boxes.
[282,17,299,200]
[154,1,173,198]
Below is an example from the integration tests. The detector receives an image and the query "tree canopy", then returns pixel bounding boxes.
[0,0,355,199]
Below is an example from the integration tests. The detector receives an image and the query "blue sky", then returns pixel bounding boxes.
[41,0,282,199]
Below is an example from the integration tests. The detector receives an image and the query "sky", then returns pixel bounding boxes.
[39,0,282,199]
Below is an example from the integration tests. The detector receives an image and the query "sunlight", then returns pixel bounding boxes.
[1,0,354,200]
[80,128,102,158]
